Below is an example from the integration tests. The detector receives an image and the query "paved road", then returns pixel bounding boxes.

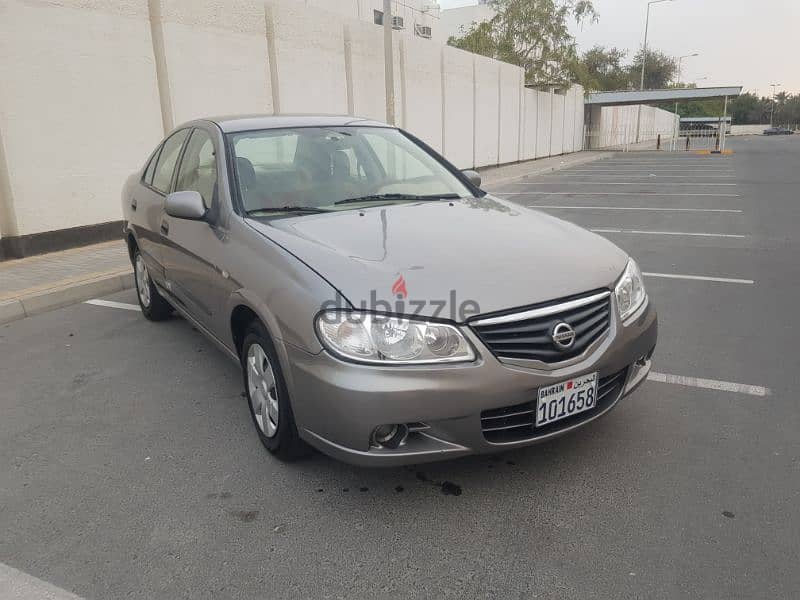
[1,135,798,599]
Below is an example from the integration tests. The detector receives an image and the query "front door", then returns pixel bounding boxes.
[161,127,232,338]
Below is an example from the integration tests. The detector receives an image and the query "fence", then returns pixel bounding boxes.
[0,0,584,242]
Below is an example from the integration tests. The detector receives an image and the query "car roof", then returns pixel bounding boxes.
[190,114,393,133]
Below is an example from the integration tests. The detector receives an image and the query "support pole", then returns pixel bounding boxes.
[720,95,728,153]
[383,0,396,125]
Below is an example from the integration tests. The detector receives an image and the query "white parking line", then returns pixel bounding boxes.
[648,372,770,397]
[591,228,746,239]
[84,299,140,311]
[0,562,85,600]
[512,182,738,186]
[567,169,735,173]
[495,192,741,197]
[529,205,742,213]
[643,272,754,284]
[557,175,736,179]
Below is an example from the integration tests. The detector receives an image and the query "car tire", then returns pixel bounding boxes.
[241,320,310,460]
[133,249,173,321]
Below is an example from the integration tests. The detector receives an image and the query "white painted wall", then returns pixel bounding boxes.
[473,55,500,167]
[346,20,387,122]
[402,37,443,153]
[535,91,553,159]
[266,0,348,114]
[0,0,163,237]
[442,46,475,169]
[498,63,523,165]
[550,93,565,156]
[730,124,769,135]
[586,104,678,149]
[0,0,587,240]
[521,89,538,161]
[154,0,273,128]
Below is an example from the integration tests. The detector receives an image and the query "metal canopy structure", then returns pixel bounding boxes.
[586,86,742,107]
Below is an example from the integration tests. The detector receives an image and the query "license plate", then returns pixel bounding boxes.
[536,372,599,427]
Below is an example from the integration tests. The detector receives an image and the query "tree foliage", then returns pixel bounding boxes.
[628,49,677,90]
[448,0,598,85]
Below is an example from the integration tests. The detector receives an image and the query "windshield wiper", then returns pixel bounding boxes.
[334,193,461,206]
[246,206,329,215]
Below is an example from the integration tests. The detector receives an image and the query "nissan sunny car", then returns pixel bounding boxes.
[122,115,657,466]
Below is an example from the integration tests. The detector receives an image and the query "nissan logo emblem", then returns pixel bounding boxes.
[551,322,576,349]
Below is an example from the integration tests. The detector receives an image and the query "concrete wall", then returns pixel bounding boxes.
[0,0,586,246]
[586,104,679,149]
[153,0,273,128]
[730,124,769,136]
[498,63,523,165]
[401,36,443,153]
[473,55,501,168]
[0,0,163,238]
[442,46,475,169]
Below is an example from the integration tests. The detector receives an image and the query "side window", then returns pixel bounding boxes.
[143,146,161,185]
[175,129,218,209]
[152,129,190,193]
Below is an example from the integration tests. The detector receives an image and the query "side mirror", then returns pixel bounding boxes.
[462,169,482,188]
[165,191,206,220]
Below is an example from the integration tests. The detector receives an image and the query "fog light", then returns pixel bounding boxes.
[372,424,398,445]
[370,424,409,449]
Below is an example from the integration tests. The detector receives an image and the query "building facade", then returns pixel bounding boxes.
[440,1,494,41]
[305,0,443,42]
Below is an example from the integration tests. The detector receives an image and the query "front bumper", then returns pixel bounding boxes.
[287,299,657,466]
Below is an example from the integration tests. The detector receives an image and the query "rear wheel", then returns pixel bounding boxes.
[241,320,309,460]
[133,250,172,321]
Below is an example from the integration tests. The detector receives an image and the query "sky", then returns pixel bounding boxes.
[438,0,799,96]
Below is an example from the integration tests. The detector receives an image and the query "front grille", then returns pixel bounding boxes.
[481,368,628,443]
[471,291,611,363]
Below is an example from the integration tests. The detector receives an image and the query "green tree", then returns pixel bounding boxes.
[448,0,598,85]
[570,45,629,91]
[628,49,676,90]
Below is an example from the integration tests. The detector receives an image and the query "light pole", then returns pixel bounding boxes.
[770,83,781,127]
[639,0,674,90]
[676,52,698,85]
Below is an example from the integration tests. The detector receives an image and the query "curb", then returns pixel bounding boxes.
[480,152,610,187]
[0,270,134,326]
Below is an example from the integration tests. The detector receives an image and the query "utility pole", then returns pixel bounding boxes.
[383,0,396,125]
[639,0,674,90]
[769,83,781,127]
[636,0,673,143]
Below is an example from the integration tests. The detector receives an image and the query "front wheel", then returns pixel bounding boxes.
[241,320,310,460]
[133,250,172,321]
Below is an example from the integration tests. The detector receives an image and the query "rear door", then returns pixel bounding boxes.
[132,129,190,283]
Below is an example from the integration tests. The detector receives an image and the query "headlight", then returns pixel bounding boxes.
[315,312,475,364]
[614,259,647,322]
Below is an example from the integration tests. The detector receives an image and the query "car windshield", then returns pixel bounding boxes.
[227,126,473,214]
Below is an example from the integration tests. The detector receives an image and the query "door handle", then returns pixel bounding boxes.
[130,198,137,211]
[160,220,169,235]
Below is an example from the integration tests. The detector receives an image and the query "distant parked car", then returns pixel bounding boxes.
[122,115,657,466]
[763,127,794,135]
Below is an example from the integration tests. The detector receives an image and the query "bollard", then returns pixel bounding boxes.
[657,134,661,150]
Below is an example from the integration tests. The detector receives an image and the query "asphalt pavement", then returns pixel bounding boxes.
[1,135,799,599]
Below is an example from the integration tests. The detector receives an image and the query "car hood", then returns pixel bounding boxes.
[246,196,629,321]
